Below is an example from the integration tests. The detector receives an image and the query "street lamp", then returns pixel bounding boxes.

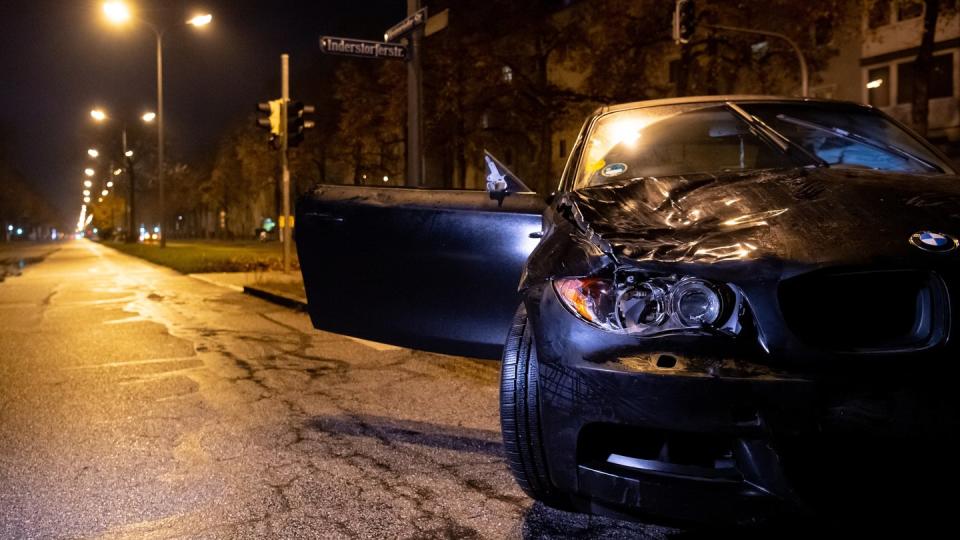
[84,180,93,188]
[90,109,107,122]
[88,148,100,158]
[103,1,131,24]
[102,2,212,248]
[141,111,156,123]
[84,168,95,177]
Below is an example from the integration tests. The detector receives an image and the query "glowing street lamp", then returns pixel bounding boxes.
[114,169,122,176]
[83,190,91,196]
[186,14,213,27]
[83,180,93,188]
[84,168,95,177]
[142,111,156,123]
[106,181,114,188]
[90,109,107,122]
[101,190,109,197]
[103,1,131,24]
[83,197,91,203]
[125,150,133,157]
[87,148,100,158]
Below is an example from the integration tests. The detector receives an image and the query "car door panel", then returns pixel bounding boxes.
[296,185,546,359]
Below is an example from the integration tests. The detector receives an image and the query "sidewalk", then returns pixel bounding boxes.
[190,270,307,310]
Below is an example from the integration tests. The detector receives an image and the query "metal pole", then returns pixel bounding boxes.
[123,126,137,244]
[156,31,166,247]
[281,54,291,273]
[406,0,424,187]
[708,24,808,97]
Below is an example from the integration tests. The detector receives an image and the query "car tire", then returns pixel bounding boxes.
[500,304,565,506]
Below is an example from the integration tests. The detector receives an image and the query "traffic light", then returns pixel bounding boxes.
[256,99,282,141]
[287,101,316,148]
[673,0,696,44]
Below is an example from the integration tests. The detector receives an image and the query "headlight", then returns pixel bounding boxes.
[554,275,733,335]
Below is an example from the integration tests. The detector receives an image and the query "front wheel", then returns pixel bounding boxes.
[500,304,564,506]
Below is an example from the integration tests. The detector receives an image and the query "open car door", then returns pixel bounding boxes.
[295,154,546,360]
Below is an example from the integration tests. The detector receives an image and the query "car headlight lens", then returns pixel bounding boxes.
[673,279,722,326]
[554,275,730,334]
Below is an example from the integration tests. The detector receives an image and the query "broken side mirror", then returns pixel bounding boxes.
[484,151,533,207]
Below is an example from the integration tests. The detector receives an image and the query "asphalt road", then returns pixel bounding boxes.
[0,241,672,539]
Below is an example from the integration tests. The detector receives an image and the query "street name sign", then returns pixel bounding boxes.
[384,7,428,42]
[319,36,408,60]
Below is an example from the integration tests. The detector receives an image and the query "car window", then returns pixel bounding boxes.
[742,102,954,174]
[578,104,797,187]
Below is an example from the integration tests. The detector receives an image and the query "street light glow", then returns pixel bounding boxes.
[142,111,156,123]
[125,150,134,157]
[101,190,109,197]
[90,109,107,122]
[114,169,122,176]
[866,78,884,89]
[186,13,213,27]
[87,148,99,158]
[83,197,91,203]
[106,181,114,188]
[84,168,95,177]
[83,180,93,188]
[103,1,131,24]
[83,190,90,196]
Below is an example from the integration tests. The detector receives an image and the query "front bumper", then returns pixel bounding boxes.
[526,284,960,525]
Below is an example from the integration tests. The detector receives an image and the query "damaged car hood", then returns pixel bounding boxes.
[565,167,960,267]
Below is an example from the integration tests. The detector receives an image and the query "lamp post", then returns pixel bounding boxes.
[90,107,155,243]
[102,2,212,248]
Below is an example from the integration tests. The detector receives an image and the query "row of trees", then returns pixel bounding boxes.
[92,0,858,239]
[1,134,62,240]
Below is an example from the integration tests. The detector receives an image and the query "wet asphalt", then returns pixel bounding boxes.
[0,241,673,539]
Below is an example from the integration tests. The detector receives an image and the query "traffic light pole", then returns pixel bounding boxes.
[706,24,808,97]
[281,54,292,273]
[406,0,423,187]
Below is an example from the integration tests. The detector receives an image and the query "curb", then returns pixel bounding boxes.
[243,285,309,312]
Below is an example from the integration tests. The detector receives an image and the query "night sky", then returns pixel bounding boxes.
[0,0,405,219]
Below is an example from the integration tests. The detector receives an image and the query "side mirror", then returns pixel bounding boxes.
[484,151,533,207]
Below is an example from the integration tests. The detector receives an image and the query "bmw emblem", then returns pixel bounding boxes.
[909,231,959,253]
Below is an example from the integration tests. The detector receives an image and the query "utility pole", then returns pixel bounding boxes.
[406,0,424,187]
[157,32,167,247]
[122,126,138,244]
[281,54,292,273]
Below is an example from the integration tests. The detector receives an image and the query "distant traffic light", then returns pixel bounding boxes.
[287,101,316,148]
[256,99,282,140]
[673,0,696,44]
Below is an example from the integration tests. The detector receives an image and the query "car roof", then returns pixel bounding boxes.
[597,95,871,115]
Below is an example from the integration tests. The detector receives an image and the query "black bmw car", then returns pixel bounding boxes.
[296,96,960,525]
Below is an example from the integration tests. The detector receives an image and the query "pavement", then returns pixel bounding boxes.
[0,240,672,539]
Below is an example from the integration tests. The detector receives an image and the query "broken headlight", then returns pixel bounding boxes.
[553,275,739,336]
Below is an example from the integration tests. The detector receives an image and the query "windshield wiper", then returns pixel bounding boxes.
[725,102,827,168]
[775,114,944,173]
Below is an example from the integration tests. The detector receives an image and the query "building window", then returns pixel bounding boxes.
[869,0,892,29]
[897,54,954,104]
[897,0,924,21]
[668,59,681,84]
[867,66,891,107]
[559,138,567,158]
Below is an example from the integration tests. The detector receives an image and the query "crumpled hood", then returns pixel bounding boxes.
[565,167,960,266]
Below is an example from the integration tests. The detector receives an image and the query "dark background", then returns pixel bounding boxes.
[0,0,405,217]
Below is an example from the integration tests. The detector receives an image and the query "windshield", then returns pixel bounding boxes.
[578,101,954,188]
[578,104,798,187]
[741,102,954,174]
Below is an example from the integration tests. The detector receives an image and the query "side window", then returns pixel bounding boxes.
[558,121,590,193]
